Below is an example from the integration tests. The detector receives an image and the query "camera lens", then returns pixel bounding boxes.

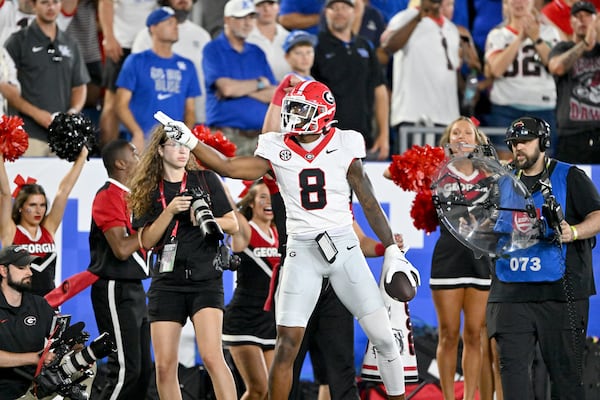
[191,197,223,242]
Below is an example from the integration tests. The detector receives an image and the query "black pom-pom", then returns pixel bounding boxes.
[48,113,95,161]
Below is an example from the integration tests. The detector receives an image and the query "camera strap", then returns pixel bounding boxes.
[158,172,187,239]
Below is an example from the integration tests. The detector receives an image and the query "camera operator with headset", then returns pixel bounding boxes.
[128,125,239,400]
[487,117,600,399]
[0,245,55,399]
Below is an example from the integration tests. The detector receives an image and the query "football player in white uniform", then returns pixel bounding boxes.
[159,80,420,400]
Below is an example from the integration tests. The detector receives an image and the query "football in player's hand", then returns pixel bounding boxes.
[384,271,418,302]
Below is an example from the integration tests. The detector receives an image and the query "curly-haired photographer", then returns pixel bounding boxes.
[128,126,239,400]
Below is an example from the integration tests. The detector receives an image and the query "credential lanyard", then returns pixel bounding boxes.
[159,172,187,238]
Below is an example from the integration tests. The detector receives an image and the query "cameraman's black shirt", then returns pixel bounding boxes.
[132,170,233,290]
[0,291,54,398]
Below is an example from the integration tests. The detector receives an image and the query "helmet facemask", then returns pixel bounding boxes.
[281,97,325,134]
[281,97,316,133]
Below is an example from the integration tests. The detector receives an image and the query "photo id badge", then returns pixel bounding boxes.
[159,237,178,273]
[315,231,338,264]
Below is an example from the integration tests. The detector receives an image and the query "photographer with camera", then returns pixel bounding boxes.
[0,245,55,399]
[487,117,600,399]
[128,126,239,400]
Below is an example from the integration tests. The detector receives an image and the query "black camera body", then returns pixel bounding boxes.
[542,194,565,236]
[180,187,224,242]
[33,322,115,400]
[213,243,241,272]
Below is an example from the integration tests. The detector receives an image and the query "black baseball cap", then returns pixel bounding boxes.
[0,245,40,268]
[571,1,596,16]
[505,117,548,143]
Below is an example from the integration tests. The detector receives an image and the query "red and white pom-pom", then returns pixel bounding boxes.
[410,190,439,234]
[192,125,237,157]
[0,115,29,162]
[388,145,447,193]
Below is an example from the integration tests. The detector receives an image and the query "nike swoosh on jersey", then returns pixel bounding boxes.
[32,46,44,53]
[347,244,357,250]
[326,149,338,154]
[157,93,173,101]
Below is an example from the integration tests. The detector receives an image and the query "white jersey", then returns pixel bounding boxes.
[247,24,290,82]
[0,47,19,113]
[485,24,560,108]
[0,0,17,46]
[255,128,365,236]
[112,0,155,49]
[387,8,460,126]
[132,20,211,123]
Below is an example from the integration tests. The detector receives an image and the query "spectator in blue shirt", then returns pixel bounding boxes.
[115,7,200,150]
[203,0,276,155]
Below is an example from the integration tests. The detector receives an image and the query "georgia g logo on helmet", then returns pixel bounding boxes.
[323,90,334,106]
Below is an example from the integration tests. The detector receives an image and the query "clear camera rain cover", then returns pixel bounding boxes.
[431,144,542,258]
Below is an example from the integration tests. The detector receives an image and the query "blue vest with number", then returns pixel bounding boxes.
[495,161,570,283]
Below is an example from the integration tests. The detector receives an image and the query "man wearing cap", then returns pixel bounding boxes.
[0,245,56,399]
[312,0,389,160]
[203,0,276,156]
[542,0,600,39]
[487,117,600,398]
[132,0,212,125]
[548,1,600,164]
[115,6,201,150]
[247,0,290,81]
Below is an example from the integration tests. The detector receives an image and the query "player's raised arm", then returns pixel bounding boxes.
[156,113,270,180]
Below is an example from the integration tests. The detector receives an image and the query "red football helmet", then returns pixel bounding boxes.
[280,80,336,134]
